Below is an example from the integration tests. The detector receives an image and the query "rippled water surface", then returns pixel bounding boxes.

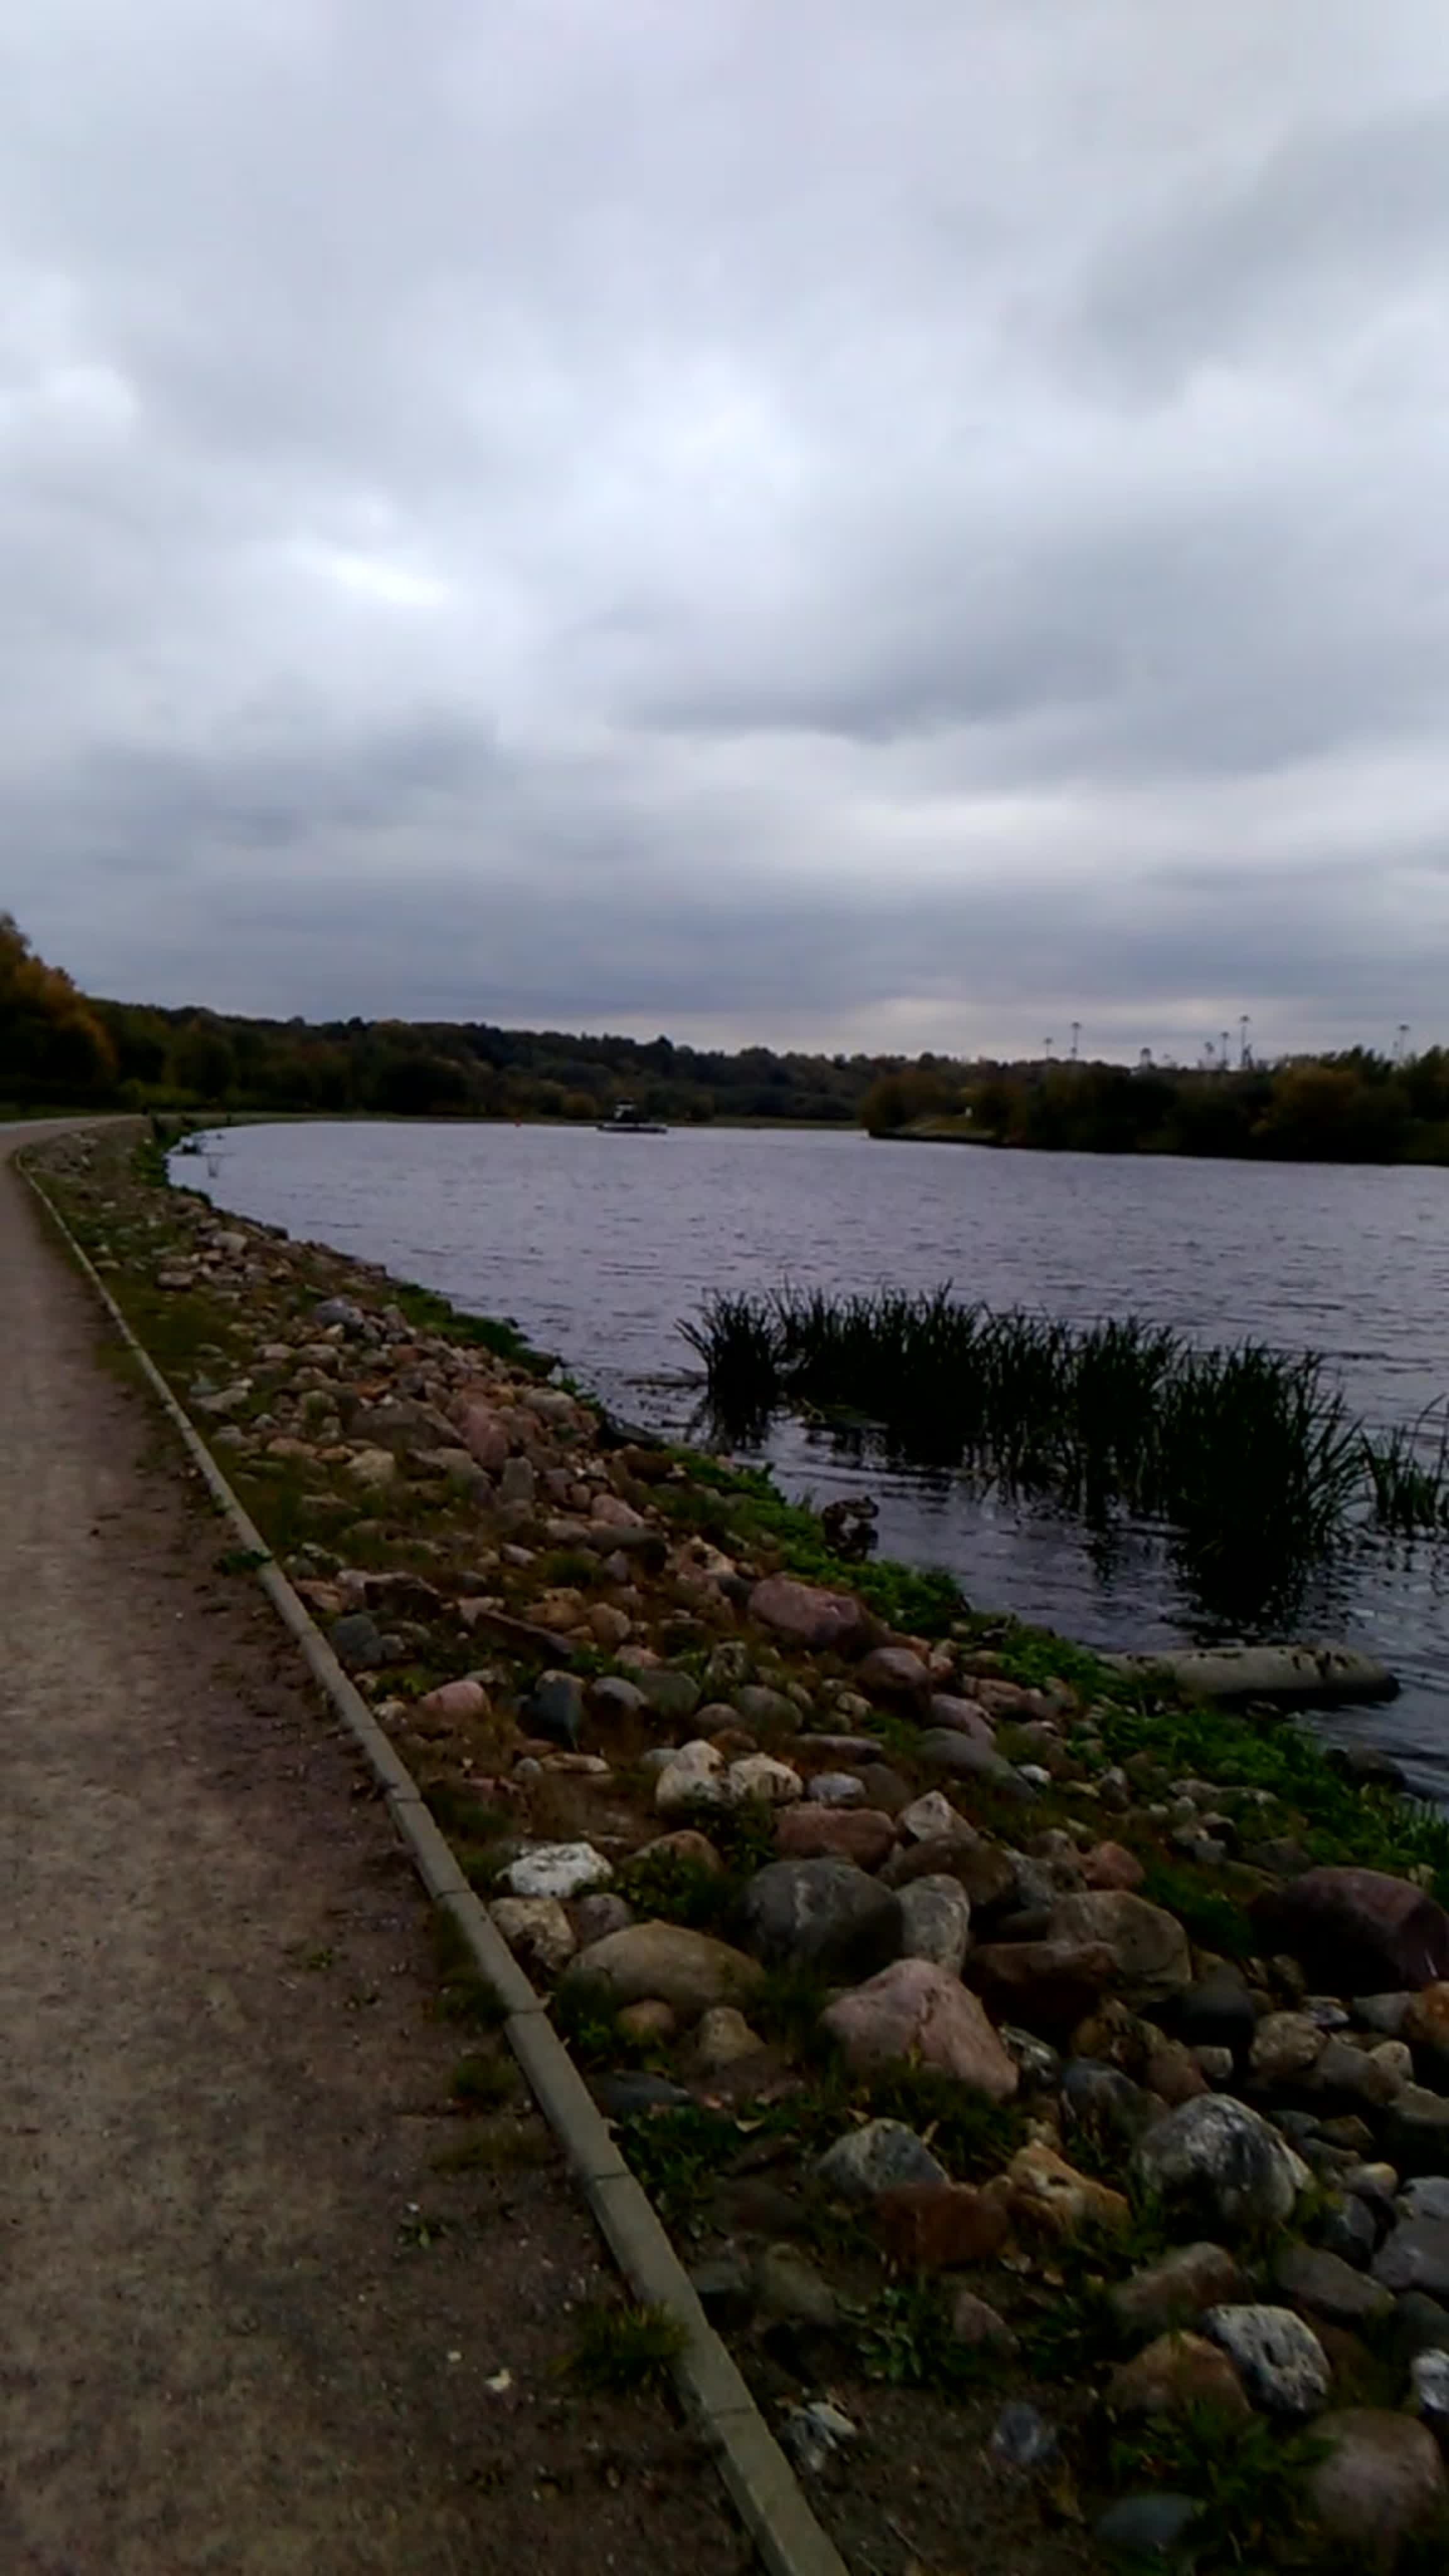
[187,1120,1449,1791]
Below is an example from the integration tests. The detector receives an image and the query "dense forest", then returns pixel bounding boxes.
[3,913,1447,1164]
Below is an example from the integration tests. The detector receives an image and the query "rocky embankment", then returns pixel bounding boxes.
[34,1126,1449,2569]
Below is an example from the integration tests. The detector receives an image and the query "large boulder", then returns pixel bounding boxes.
[1047,1892,1193,2005]
[1203,2306,1331,2418]
[347,1396,457,1453]
[1306,2411,1448,2567]
[1373,2219,1449,2297]
[856,1645,933,1704]
[1133,2096,1306,2239]
[1274,2242,1394,2329]
[821,1958,1019,2101]
[1252,1868,1449,1994]
[748,1575,874,1655]
[733,1858,903,1980]
[566,1921,762,2018]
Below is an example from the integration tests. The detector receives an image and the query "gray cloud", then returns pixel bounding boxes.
[2,0,1448,1059]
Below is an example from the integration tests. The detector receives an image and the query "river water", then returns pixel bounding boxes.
[182,1119,1449,1794]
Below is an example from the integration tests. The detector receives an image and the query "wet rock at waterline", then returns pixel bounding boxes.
[1102,1645,1399,1707]
[1253,1868,1449,1996]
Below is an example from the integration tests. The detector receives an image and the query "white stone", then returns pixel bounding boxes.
[724,1753,802,1807]
[655,1740,726,1812]
[499,1841,613,1901]
[897,1790,959,1843]
[805,1772,867,1807]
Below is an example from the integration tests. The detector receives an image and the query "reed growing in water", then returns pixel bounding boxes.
[680,1287,1448,1616]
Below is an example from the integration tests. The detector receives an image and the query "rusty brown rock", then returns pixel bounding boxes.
[1081,1841,1146,1893]
[965,1938,1117,2038]
[747,1575,874,1655]
[774,1805,897,1870]
[872,2180,1013,2272]
[1006,2141,1130,2238]
[1107,2332,1251,2421]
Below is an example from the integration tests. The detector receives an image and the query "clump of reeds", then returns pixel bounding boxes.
[679,1287,1449,1606]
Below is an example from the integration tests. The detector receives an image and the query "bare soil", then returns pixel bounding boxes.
[0,1133,750,2576]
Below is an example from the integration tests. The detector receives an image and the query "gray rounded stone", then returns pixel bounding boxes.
[1133,2094,1306,2238]
[813,2117,948,2202]
[896,1874,972,1974]
[1094,2494,1203,2558]
[752,2242,840,2327]
[1373,2217,1449,2297]
[526,1670,586,1748]
[1204,2304,1331,2418]
[1399,2176,1449,2223]
[916,1729,1029,1792]
[733,1857,903,1979]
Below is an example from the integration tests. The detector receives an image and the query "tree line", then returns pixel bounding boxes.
[4,913,1446,1163]
[861,1053,1449,1163]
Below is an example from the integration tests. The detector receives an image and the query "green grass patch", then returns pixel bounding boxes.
[566,2301,687,2396]
[614,1846,731,1931]
[850,2282,996,2390]
[387,1275,553,1373]
[1104,2403,1331,2570]
[611,2103,743,2228]
[550,1975,639,2070]
[1134,1857,1260,1959]
[450,2050,516,2111]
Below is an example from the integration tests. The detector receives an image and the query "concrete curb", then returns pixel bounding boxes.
[19,1150,849,2576]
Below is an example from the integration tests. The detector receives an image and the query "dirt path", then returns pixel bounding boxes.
[0,1130,747,2576]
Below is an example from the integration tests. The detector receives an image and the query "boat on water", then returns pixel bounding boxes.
[597,1100,669,1134]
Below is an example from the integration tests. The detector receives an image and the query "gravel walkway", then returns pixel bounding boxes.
[0,1128,745,2576]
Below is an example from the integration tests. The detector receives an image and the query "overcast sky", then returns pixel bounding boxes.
[3,1,1448,1060]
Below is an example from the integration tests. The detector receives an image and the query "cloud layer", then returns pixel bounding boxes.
[4,0,1448,1057]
